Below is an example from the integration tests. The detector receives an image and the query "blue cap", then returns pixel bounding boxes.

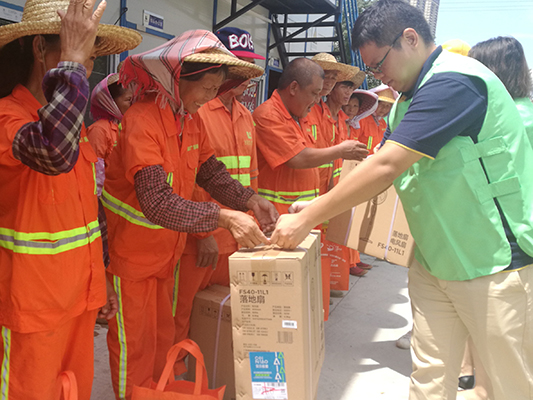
[215,27,266,60]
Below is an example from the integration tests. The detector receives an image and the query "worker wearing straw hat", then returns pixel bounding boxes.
[173,26,267,376]
[358,84,398,154]
[102,29,276,399]
[0,0,141,398]
[308,53,368,196]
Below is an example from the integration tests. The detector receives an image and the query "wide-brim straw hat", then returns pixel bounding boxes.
[0,0,142,57]
[370,84,399,104]
[184,48,264,80]
[346,71,366,89]
[312,53,360,82]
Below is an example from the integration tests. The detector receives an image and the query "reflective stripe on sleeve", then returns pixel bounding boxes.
[101,189,164,230]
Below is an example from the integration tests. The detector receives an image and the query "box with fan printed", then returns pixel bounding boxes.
[229,231,324,400]
[326,159,415,267]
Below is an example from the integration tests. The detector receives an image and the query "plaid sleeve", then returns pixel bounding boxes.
[134,165,221,234]
[12,62,89,175]
[196,155,255,212]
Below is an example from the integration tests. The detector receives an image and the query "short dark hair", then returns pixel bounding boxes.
[278,58,325,91]
[180,62,229,82]
[0,35,60,99]
[352,0,434,51]
[469,36,532,99]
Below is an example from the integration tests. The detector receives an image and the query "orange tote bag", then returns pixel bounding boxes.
[58,371,78,400]
[132,339,226,400]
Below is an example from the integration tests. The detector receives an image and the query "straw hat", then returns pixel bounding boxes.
[312,53,360,82]
[442,39,471,56]
[184,48,264,80]
[346,70,366,89]
[370,84,398,104]
[0,0,142,57]
[107,73,119,86]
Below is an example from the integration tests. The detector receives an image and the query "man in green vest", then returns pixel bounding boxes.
[270,0,533,398]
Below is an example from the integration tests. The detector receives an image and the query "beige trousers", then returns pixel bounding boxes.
[408,260,533,400]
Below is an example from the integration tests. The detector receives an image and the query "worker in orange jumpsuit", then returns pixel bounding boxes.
[102,31,277,400]
[173,27,266,375]
[254,58,367,320]
[343,89,379,142]
[341,89,380,275]
[323,75,373,280]
[307,53,366,195]
[306,55,369,291]
[357,85,398,154]
[0,0,141,399]
[87,73,133,164]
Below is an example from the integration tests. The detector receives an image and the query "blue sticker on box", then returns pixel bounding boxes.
[249,352,288,399]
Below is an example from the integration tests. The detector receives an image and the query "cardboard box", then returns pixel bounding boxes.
[188,284,236,400]
[326,160,415,267]
[230,232,324,400]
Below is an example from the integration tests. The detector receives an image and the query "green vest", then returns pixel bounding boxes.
[514,97,533,145]
[388,50,533,281]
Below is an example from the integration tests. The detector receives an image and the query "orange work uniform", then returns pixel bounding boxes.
[174,97,258,374]
[357,114,387,155]
[102,95,214,400]
[306,100,336,196]
[87,119,120,162]
[0,85,106,400]
[254,90,320,215]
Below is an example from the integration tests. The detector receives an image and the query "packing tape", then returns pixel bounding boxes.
[212,292,231,388]
[384,195,400,261]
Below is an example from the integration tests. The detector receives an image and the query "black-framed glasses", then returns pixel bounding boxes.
[365,31,404,75]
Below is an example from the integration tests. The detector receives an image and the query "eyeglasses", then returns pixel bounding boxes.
[365,31,404,75]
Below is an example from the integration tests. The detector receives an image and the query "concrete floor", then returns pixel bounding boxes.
[91,255,415,400]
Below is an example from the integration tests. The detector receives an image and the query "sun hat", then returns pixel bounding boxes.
[183,48,264,80]
[215,27,265,60]
[351,89,379,117]
[442,39,471,56]
[345,70,366,89]
[370,84,398,104]
[0,0,142,56]
[312,53,361,82]
[120,30,264,109]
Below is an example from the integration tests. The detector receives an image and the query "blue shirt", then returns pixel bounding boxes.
[383,46,533,270]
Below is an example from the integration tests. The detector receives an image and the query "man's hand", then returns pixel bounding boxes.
[336,140,369,161]
[58,0,107,64]
[98,278,118,320]
[288,198,317,214]
[196,236,219,270]
[219,209,271,248]
[246,194,279,233]
[271,213,313,250]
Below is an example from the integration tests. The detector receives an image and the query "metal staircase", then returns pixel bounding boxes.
[212,0,364,70]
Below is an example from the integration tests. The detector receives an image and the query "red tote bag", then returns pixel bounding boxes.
[132,339,226,400]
